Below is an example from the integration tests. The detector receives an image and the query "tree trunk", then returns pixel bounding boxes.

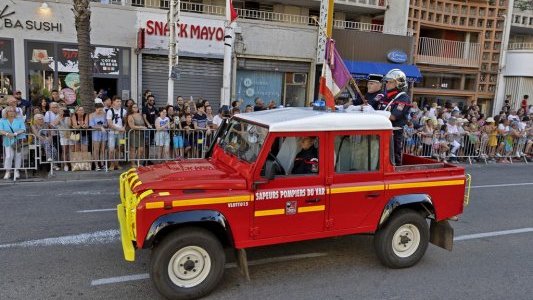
[73,0,94,112]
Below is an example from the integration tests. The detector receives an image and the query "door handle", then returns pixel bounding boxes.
[366,193,381,199]
[305,198,321,203]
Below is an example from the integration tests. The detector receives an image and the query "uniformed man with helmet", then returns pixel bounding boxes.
[382,69,411,165]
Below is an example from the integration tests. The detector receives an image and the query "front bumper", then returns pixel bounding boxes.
[117,203,135,261]
[118,171,138,262]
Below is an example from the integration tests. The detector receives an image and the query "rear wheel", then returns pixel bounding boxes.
[151,228,225,300]
[374,209,429,268]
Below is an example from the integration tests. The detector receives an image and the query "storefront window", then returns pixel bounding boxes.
[285,73,307,107]
[0,39,15,96]
[236,70,283,107]
[27,41,56,102]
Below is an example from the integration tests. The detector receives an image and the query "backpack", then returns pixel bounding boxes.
[111,107,124,124]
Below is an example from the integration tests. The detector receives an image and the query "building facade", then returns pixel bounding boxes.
[494,3,533,114]
[409,0,511,114]
[0,1,137,104]
[1,0,414,108]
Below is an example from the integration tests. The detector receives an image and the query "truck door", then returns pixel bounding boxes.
[252,133,326,239]
[328,131,385,231]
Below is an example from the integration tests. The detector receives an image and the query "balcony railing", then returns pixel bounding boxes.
[508,42,533,50]
[416,37,481,67]
[92,0,407,35]
[95,0,386,10]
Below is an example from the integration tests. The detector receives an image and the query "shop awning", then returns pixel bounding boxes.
[344,61,423,82]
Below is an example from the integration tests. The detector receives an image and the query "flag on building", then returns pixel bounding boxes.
[319,38,352,109]
[227,0,238,23]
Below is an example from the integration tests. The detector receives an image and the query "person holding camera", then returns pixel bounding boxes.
[89,103,108,171]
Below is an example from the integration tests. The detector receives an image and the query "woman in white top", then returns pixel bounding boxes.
[155,108,171,160]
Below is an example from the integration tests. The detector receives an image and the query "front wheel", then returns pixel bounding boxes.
[374,209,429,269]
[151,228,225,300]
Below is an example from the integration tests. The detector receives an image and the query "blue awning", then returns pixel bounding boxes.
[345,61,423,82]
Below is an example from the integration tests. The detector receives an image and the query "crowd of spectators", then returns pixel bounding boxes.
[0,90,275,177]
[402,97,533,163]
[1,88,531,179]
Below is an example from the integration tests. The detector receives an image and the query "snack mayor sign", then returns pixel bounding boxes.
[139,12,225,56]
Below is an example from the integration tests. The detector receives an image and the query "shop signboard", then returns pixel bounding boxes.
[56,46,120,75]
[137,12,225,56]
[92,47,119,75]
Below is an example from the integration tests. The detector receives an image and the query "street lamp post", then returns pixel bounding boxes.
[168,0,180,106]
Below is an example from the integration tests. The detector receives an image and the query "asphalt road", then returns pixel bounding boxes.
[0,163,532,300]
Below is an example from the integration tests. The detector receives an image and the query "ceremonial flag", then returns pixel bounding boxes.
[227,0,238,23]
[319,38,352,109]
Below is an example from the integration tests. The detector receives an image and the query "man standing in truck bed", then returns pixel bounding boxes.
[382,69,411,165]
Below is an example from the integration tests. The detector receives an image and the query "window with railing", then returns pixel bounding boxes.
[415,72,476,91]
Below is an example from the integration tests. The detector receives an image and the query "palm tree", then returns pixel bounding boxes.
[73,0,94,111]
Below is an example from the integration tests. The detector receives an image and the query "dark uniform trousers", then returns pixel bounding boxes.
[393,129,403,166]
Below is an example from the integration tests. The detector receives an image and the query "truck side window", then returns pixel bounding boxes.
[334,135,380,173]
[261,136,319,177]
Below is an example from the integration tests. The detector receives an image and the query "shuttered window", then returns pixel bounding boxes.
[142,55,223,108]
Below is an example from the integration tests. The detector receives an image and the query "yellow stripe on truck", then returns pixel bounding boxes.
[387,180,465,190]
[330,185,384,194]
[172,194,252,208]
[298,205,325,213]
[145,202,164,209]
[255,209,285,217]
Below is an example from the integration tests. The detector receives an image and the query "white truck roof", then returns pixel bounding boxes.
[236,107,393,132]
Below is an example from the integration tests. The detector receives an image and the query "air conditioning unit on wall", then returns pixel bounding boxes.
[292,73,307,85]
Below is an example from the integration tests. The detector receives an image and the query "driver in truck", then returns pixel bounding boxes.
[292,136,319,174]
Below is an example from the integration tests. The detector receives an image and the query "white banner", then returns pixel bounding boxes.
[316,0,329,64]
[137,12,225,56]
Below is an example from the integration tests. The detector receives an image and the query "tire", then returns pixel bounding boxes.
[374,209,429,269]
[150,227,225,300]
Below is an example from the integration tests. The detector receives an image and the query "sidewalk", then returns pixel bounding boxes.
[0,169,125,184]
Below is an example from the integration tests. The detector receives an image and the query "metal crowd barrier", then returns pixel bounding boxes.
[37,128,211,173]
[402,131,529,164]
[0,133,39,181]
[37,128,127,174]
[4,127,528,179]
[127,128,210,166]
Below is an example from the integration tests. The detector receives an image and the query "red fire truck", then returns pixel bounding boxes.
[118,108,471,299]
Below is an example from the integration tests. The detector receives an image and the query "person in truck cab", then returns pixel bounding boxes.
[292,136,318,174]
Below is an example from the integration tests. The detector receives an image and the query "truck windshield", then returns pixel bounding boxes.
[219,119,268,163]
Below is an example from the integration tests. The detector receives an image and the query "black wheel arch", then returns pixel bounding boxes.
[143,210,234,249]
[378,194,435,229]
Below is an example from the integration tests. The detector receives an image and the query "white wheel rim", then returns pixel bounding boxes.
[392,224,421,258]
[168,246,211,288]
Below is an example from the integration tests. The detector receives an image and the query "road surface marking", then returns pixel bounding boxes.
[77,208,118,213]
[0,230,119,249]
[454,227,533,241]
[91,252,328,286]
[471,182,533,189]
[59,191,118,196]
[91,274,150,286]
